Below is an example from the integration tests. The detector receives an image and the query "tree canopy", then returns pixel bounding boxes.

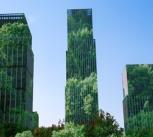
[52,123,85,137]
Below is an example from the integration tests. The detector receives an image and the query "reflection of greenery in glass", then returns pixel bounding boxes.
[125,64,153,134]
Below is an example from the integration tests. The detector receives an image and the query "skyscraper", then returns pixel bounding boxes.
[123,64,153,134]
[0,13,38,129]
[65,9,98,124]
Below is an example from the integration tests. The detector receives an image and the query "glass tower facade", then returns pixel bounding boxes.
[0,13,38,129]
[123,64,153,134]
[65,9,98,124]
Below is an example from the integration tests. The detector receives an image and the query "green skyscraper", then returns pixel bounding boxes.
[0,13,38,129]
[65,9,98,124]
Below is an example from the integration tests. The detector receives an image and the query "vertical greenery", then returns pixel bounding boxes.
[66,73,98,123]
[127,64,153,97]
[125,64,153,135]
[66,9,98,124]
[0,22,37,134]
[68,10,92,34]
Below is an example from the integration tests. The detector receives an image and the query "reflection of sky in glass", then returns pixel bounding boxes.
[0,0,153,127]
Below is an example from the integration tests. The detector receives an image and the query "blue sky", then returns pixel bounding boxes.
[0,0,153,127]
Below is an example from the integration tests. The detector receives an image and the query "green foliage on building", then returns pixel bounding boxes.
[127,64,153,97]
[0,22,31,45]
[66,9,98,124]
[66,72,98,123]
[0,23,28,96]
[67,9,92,34]
[0,15,38,130]
[126,111,153,136]
[123,64,153,135]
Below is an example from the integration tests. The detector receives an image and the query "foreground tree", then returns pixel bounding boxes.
[52,123,85,137]
[84,110,123,137]
[21,110,123,137]
[15,131,33,137]
[33,124,64,137]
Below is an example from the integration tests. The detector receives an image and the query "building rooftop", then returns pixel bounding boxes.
[0,13,27,26]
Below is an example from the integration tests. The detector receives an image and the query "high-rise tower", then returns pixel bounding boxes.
[0,13,38,129]
[123,64,153,134]
[65,9,98,124]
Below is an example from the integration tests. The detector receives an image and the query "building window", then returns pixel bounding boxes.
[87,9,92,16]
